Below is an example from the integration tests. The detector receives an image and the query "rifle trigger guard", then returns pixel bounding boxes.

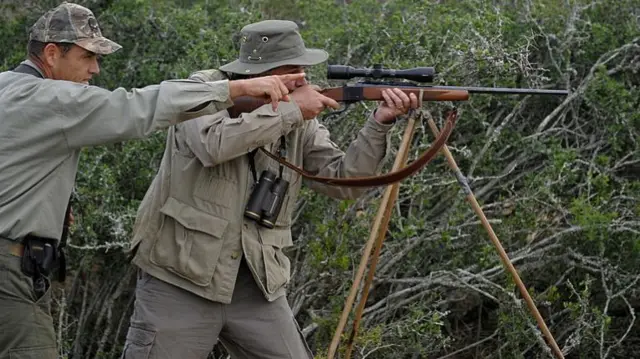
[321,102,353,122]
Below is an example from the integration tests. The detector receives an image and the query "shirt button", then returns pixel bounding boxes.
[231,251,240,260]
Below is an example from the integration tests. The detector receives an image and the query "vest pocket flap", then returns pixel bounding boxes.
[258,227,293,248]
[159,197,228,238]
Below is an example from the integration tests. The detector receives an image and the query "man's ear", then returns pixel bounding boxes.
[42,43,59,67]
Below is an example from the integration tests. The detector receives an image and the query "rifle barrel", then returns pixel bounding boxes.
[432,85,569,95]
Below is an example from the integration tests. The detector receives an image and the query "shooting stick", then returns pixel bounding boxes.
[327,107,565,359]
[327,105,421,359]
[424,114,565,359]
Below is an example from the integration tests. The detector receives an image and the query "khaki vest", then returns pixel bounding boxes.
[130,69,391,303]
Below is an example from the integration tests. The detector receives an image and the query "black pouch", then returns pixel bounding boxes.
[21,236,56,277]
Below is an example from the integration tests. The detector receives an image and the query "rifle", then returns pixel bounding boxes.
[322,64,568,102]
[227,64,569,187]
[318,66,569,359]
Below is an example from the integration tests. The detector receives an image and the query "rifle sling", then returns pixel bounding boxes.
[259,109,458,187]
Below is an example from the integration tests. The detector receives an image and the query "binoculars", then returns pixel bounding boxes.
[244,170,289,229]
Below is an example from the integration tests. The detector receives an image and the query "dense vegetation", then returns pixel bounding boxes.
[1,0,638,358]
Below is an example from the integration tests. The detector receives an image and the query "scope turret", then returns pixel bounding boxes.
[327,64,435,83]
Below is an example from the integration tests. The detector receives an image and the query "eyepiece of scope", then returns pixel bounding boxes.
[327,64,435,83]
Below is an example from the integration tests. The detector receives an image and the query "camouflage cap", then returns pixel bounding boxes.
[29,2,122,55]
[220,20,328,75]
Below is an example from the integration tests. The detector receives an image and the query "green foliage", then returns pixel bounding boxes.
[1,0,638,358]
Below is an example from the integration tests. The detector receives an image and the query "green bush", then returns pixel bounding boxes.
[1,0,638,358]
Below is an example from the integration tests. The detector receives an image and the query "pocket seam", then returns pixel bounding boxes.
[193,172,236,209]
[261,245,290,294]
[150,197,227,287]
[9,345,56,359]
[292,318,314,358]
[259,227,293,248]
[159,197,228,237]
[126,325,157,346]
[123,326,156,359]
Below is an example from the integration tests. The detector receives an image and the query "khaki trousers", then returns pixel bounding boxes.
[0,240,57,359]
[121,259,313,359]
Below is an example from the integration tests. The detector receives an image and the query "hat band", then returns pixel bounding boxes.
[239,45,306,64]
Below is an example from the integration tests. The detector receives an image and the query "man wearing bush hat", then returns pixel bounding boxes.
[124,19,418,358]
[0,3,301,358]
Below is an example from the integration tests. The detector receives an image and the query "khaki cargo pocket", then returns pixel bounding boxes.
[121,326,156,359]
[259,228,292,294]
[9,345,56,359]
[150,197,228,287]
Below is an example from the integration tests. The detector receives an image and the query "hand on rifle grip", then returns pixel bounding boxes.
[290,85,340,120]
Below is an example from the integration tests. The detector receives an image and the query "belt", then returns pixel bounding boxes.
[0,236,26,257]
[8,242,25,257]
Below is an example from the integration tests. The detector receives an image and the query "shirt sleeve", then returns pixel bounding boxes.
[48,79,234,149]
[301,113,394,199]
[178,101,304,167]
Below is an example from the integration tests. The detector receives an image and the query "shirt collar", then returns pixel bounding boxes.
[20,59,46,78]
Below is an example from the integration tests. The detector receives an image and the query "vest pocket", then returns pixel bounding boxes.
[258,228,292,294]
[149,197,228,287]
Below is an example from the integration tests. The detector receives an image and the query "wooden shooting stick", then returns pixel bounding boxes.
[424,114,566,359]
[327,110,565,359]
[327,107,420,359]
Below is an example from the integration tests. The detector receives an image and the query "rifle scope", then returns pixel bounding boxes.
[327,64,435,83]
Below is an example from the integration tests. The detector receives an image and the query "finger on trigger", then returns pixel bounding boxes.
[324,97,340,109]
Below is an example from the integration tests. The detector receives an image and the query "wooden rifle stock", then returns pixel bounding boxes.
[227,96,269,119]
[321,86,469,102]
[226,85,469,118]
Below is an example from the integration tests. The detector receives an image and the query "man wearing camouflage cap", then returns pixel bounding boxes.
[123,19,418,358]
[0,3,302,358]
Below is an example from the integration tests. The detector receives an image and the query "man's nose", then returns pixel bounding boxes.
[89,58,100,75]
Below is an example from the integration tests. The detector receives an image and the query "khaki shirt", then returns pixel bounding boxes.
[131,69,394,303]
[0,60,234,242]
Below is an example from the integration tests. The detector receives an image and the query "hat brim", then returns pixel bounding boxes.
[75,37,122,55]
[219,48,328,75]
